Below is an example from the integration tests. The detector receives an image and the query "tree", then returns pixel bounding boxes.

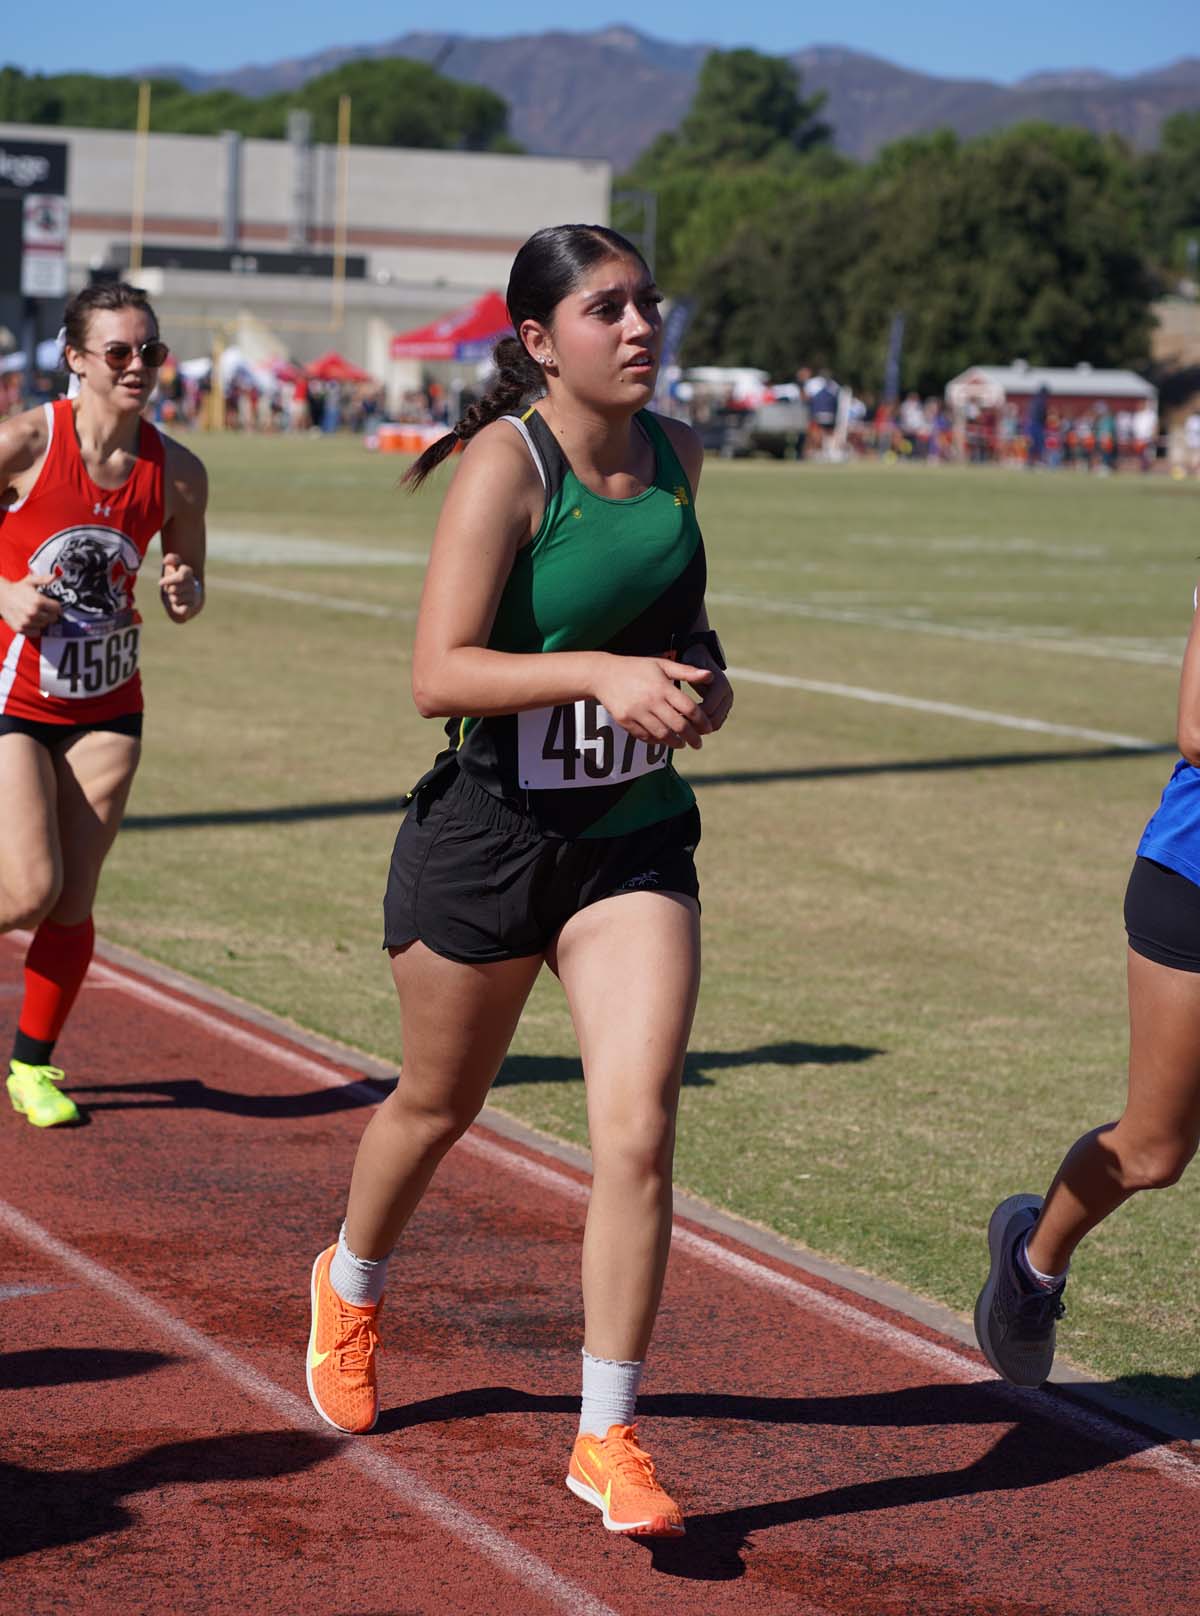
[0,62,520,153]
[617,48,836,290]
[675,49,831,165]
[1138,111,1200,272]
[684,123,1155,394]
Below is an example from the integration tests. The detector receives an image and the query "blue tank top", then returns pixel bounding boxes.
[1137,759,1200,887]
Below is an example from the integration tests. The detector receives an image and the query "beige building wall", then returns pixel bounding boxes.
[0,121,611,370]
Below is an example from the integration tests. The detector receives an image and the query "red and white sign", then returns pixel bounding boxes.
[22,193,69,297]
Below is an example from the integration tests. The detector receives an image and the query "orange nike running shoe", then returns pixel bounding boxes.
[566,1424,685,1536]
[306,1245,381,1434]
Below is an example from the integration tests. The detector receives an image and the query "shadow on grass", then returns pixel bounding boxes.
[1106,1372,1200,1421]
[496,1040,883,1090]
[0,1343,339,1563]
[66,1041,878,1111]
[119,742,1174,834]
[372,1381,1176,1583]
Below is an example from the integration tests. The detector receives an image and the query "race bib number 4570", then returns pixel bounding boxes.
[39,623,141,700]
[517,699,670,791]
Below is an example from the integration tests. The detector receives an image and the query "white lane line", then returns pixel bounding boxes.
[31,938,1197,1492]
[200,576,1170,747]
[726,667,1164,752]
[0,1197,617,1616]
[708,591,1182,668]
[206,531,427,568]
[454,1136,1199,1490]
[215,579,415,620]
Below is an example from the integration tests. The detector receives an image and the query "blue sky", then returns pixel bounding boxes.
[11,1,1198,83]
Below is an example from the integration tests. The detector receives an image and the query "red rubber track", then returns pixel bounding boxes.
[2,933,1198,1615]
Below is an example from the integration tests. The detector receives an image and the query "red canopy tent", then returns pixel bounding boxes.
[306,350,373,383]
[390,291,512,361]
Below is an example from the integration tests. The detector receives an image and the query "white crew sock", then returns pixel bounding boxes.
[1018,1231,1067,1290]
[578,1349,644,1437]
[328,1222,389,1308]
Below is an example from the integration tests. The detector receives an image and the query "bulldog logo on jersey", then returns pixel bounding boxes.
[27,526,141,625]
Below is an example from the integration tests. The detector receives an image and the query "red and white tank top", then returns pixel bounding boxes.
[0,398,165,723]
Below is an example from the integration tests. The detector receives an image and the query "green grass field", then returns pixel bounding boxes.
[99,434,1200,1413]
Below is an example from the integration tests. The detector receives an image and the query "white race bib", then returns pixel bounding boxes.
[517,699,670,791]
[39,621,141,700]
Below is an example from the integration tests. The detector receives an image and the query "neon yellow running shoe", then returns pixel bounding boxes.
[7,1062,80,1128]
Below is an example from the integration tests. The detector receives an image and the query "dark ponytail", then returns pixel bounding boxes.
[401,337,541,490]
[402,223,648,492]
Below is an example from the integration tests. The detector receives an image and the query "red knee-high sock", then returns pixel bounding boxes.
[13,917,95,1066]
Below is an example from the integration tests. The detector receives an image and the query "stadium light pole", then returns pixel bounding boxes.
[331,94,351,330]
[129,81,151,274]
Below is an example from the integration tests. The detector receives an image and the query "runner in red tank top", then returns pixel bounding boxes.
[0,282,208,1127]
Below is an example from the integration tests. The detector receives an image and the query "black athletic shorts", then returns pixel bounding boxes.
[383,763,701,963]
[1125,855,1200,972]
[0,711,143,750]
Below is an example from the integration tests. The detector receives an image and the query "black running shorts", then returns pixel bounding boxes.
[1125,855,1200,972]
[383,764,701,963]
[0,711,143,750]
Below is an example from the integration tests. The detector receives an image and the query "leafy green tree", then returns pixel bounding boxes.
[1138,111,1200,271]
[0,60,519,152]
[675,49,831,164]
[617,48,836,290]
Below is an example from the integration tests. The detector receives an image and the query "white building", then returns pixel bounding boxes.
[0,120,610,381]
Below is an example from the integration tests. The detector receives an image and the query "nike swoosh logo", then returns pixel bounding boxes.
[309,1346,330,1370]
[576,1460,613,1513]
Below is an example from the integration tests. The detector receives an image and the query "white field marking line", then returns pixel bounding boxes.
[196,580,1167,749]
[28,938,1197,1490]
[214,578,416,621]
[0,1202,616,1616]
[707,590,1182,668]
[726,667,1163,752]
[211,560,1182,668]
[455,1137,1200,1491]
[206,530,427,568]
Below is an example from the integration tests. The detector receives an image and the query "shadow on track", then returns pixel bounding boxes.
[119,743,1174,834]
[0,1346,174,1390]
[0,1344,339,1563]
[65,1075,393,1117]
[0,1431,339,1563]
[372,1381,1173,1583]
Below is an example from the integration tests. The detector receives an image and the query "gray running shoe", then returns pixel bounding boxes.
[974,1194,1067,1387]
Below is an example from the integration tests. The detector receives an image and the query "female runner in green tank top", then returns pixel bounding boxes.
[305,226,733,1537]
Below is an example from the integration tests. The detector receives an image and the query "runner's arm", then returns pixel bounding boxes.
[0,409,62,633]
[159,437,207,623]
[1176,590,1200,765]
[659,418,732,731]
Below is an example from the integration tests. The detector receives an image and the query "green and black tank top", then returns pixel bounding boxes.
[434,406,706,840]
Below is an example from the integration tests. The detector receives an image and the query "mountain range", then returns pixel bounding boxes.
[136,26,1200,170]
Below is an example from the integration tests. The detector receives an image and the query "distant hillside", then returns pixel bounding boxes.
[135,28,1200,168]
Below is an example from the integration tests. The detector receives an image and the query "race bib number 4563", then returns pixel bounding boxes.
[39,623,141,700]
[517,699,670,791]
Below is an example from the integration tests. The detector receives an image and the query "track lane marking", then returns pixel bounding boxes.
[0,1196,618,1616]
[708,589,1183,668]
[726,668,1163,751]
[203,575,1170,748]
[20,937,1194,1493]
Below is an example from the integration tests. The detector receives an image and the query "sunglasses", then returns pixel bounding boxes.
[85,340,169,371]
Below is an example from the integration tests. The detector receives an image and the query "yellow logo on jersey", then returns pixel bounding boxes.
[673,486,689,506]
[571,506,583,520]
